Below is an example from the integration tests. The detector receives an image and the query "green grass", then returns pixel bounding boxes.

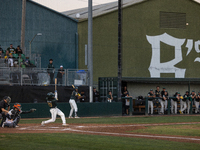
[1,115,200,150]
[0,133,199,150]
[130,124,200,137]
[19,115,200,124]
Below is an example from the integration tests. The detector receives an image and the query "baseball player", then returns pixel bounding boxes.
[147,89,155,115]
[195,92,200,113]
[161,91,168,114]
[179,91,189,114]
[171,92,181,114]
[189,91,196,114]
[2,103,36,128]
[41,92,67,126]
[69,86,81,118]
[0,96,11,127]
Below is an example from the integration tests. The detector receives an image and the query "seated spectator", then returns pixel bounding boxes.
[80,90,86,102]
[24,57,35,67]
[4,50,10,64]
[8,54,14,67]
[7,44,15,54]
[0,50,4,58]
[15,45,23,54]
[93,87,99,102]
[107,91,113,103]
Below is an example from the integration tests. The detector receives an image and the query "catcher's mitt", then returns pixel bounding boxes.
[30,108,36,112]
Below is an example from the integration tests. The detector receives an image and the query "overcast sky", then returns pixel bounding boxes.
[32,0,117,12]
[32,0,200,12]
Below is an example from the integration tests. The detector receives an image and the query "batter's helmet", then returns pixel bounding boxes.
[13,103,22,111]
[46,92,55,100]
[3,96,11,105]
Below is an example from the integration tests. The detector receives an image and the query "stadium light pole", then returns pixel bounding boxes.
[21,0,26,53]
[88,0,93,103]
[118,0,122,102]
[29,33,42,60]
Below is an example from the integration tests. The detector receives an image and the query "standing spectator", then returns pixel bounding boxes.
[122,86,129,97]
[0,96,11,127]
[7,44,15,54]
[15,45,23,54]
[93,87,99,102]
[80,90,86,102]
[148,89,155,115]
[121,86,129,115]
[47,59,55,85]
[0,50,4,59]
[179,91,189,114]
[125,92,132,115]
[56,65,64,86]
[195,92,200,114]
[107,91,113,103]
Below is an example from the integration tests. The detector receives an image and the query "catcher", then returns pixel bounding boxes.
[2,103,36,128]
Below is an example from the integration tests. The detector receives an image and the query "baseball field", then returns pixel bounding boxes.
[1,115,200,150]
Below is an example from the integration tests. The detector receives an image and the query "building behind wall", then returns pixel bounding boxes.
[63,0,200,98]
[0,0,78,69]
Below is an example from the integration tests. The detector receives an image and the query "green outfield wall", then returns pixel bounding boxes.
[10,102,122,118]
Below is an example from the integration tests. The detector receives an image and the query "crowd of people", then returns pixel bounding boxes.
[147,86,200,115]
[0,44,34,68]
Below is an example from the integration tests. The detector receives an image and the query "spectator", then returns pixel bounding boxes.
[0,50,4,59]
[47,59,55,85]
[125,92,132,115]
[24,57,34,67]
[148,89,155,115]
[93,87,99,102]
[4,50,10,65]
[8,54,14,67]
[15,45,23,54]
[195,92,200,114]
[179,91,189,114]
[7,44,15,54]
[107,91,113,103]
[80,90,86,102]
[121,86,129,115]
[56,65,64,86]
[0,45,4,53]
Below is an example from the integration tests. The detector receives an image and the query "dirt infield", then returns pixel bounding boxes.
[1,122,200,144]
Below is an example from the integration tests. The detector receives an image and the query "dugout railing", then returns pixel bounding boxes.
[144,97,193,115]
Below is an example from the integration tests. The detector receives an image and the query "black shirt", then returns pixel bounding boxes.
[0,100,9,113]
[57,69,64,78]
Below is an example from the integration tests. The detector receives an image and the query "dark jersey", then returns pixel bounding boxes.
[155,90,161,97]
[8,109,32,120]
[196,94,200,102]
[148,92,154,101]
[161,91,168,97]
[190,93,196,101]
[162,94,168,101]
[0,100,9,113]
[70,90,78,100]
[57,69,64,78]
[47,98,57,108]
[183,94,189,101]
[47,63,54,73]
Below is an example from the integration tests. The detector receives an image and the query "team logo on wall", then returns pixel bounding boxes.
[146,33,200,78]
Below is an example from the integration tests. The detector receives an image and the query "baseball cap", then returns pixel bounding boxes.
[163,87,165,89]
[60,65,63,68]
[49,59,53,61]
[150,89,153,91]
[177,92,180,94]
[192,90,195,92]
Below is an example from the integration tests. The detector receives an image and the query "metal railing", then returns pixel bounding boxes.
[0,67,89,86]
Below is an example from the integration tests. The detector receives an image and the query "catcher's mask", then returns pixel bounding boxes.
[46,92,55,100]
[3,96,11,105]
[13,103,22,111]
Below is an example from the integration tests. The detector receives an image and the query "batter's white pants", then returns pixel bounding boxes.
[171,100,177,114]
[180,101,187,113]
[187,100,191,114]
[160,100,165,113]
[194,101,199,113]
[148,100,153,114]
[44,108,66,124]
[69,99,78,117]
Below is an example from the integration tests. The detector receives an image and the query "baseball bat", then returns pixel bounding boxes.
[55,78,58,100]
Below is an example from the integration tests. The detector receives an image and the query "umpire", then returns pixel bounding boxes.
[0,96,11,127]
